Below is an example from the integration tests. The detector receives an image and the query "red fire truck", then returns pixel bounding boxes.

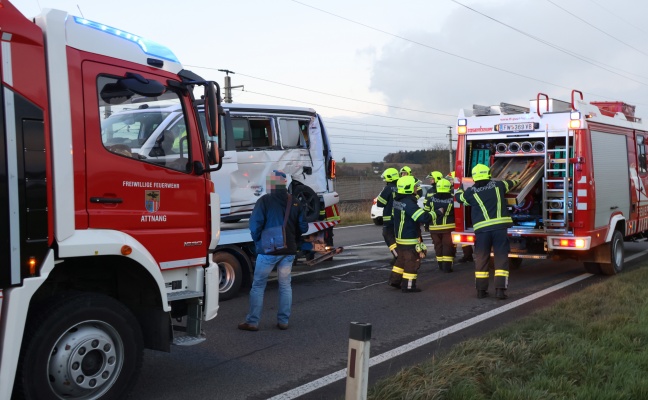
[0,2,222,399]
[453,90,648,275]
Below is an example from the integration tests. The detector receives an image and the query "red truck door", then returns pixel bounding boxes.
[83,61,209,269]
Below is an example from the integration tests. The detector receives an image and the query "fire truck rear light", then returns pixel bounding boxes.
[28,257,37,276]
[467,235,475,243]
[575,239,585,248]
[569,120,581,129]
[457,126,467,135]
[452,234,461,242]
[458,119,467,126]
[553,238,586,248]
[570,111,581,120]
[121,245,133,256]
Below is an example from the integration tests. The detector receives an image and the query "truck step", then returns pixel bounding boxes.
[172,335,206,346]
[167,290,203,302]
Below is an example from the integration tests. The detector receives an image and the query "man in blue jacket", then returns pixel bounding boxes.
[238,170,308,331]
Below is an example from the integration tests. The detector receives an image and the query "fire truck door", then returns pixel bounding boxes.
[591,130,631,228]
[83,62,208,269]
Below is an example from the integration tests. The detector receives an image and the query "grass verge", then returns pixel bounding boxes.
[338,201,374,227]
[368,267,648,400]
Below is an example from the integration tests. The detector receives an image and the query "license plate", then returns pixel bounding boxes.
[498,122,535,132]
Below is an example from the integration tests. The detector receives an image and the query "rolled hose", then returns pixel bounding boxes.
[496,143,508,153]
[533,141,545,152]
[521,141,533,153]
[508,142,521,153]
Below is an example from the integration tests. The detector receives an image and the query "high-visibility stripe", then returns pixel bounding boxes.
[412,209,424,221]
[473,193,489,222]
[398,210,405,239]
[429,223,456,230]
[475,271,489,278]
[389,243,397,250]
[473,216,513,230]
[495,187,502,219]
[383,216,392,221]
[396,238,420,245]
[377,196,387,205]
[392,266,404,274]
[403,272,417,280]
[495,269,509,277]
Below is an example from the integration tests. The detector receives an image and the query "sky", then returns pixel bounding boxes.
[13,0,648,162]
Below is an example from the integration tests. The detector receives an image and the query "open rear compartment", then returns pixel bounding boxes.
[462,133,574,255]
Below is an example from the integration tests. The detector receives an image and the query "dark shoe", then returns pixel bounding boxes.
[496,289,508,300]
[402,287,422,293]
[238,322,258,331]
[477,290,489,299]
[277,323,289,330]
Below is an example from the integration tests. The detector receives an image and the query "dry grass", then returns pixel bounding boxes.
[338,201,373,227]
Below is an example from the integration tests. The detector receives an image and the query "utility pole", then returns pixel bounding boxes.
[218,69,244,103]
[448,126,454,173]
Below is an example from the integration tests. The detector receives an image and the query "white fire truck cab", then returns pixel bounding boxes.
[0,2,222,399]
[453,90,648,274]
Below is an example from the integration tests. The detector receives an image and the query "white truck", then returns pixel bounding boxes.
[102,102,341,299]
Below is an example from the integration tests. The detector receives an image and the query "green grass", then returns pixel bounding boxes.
[338,201,373,227]
[368,267,648,400]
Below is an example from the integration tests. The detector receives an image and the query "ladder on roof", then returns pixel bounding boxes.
[542,126,572,233]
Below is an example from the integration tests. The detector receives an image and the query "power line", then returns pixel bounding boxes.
[324,119,449,130]
[587,0,648,36]
[327,126,448,139]
[243,90,453,126]
[289,0,648,105]
[451,0,648,86]
[546,0,648,59]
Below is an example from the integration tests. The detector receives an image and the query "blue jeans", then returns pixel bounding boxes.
[245,254,295,326]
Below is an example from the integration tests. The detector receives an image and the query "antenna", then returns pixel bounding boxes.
[76,5,85,18]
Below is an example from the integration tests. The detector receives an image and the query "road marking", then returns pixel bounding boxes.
[345,241,384,248]
[335,224,375,229]
[267,273,593,400]
[268,260,375,282]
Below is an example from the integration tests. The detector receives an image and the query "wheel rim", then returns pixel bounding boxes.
[613,237,623,269]
[219,261,235,292]
[48,321,124,399]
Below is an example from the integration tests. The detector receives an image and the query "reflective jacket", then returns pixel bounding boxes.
[376,182,397,226]
[249,189,308,255]
[425,193,455,232]
[392,193,432,245]
[455,179,519,232]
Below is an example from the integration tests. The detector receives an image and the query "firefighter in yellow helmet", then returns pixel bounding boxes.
[376,168,400,266]
[445,170,473,263]
[389,175,434,292]
[426,178,456,273]
[399,166,412,177]
[455,164,519,299]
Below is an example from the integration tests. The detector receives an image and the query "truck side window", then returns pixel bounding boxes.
[638,135,647,175]
[278,118,309,148]
[98,75,191,173]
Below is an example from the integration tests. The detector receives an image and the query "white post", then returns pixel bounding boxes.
[345,322,372,400]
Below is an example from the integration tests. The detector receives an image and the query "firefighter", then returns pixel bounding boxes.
[446,170,474,263]
[427,178,456,273]
[423,170,443,206]
[376,168,400,271]
[400,166,412,177]
[455,164,519,300]
[389,175,435,292]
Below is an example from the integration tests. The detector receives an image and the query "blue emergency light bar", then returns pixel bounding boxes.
[73,17,180,63]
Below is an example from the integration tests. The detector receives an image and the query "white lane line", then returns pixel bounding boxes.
[335,224,375,229]
[345,241,384,248]
[267,273,593,400]
[268,260,376,282]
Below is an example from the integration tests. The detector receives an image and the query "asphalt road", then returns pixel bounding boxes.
[128,224,648,400]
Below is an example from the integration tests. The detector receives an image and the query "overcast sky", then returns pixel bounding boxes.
[13,0,648,162]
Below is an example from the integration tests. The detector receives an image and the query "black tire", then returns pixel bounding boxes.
[214,252,243,301]
[599,230,624,275]
[16,293,143,400]
[373,217,383,226]
[584,262,602,274]
[292,184,321,223]
[509,258,523,270]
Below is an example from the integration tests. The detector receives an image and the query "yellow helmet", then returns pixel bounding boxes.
[436,178,452,193]
[472,164,491,182]
[400,166,412,176]
[397,176,417,194]
[426,170,443,182]
[381,167,399,182]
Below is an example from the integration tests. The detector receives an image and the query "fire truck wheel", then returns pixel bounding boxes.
[292,184,321,223]
[509,258,523,270]
[599,230,624,275]
[214,252,243,301]
[16,292,143,400]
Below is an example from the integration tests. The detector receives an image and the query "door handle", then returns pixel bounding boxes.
[610,206,618,210]
[90,197,123,204]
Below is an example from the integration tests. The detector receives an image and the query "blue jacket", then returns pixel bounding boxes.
[249,190,308,255]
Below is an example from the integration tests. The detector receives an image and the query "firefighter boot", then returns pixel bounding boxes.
[388,266,403,288]
[477,290,489,299]
[496,288,508,300]
[402,278,421,293]
[442,262,454,273]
